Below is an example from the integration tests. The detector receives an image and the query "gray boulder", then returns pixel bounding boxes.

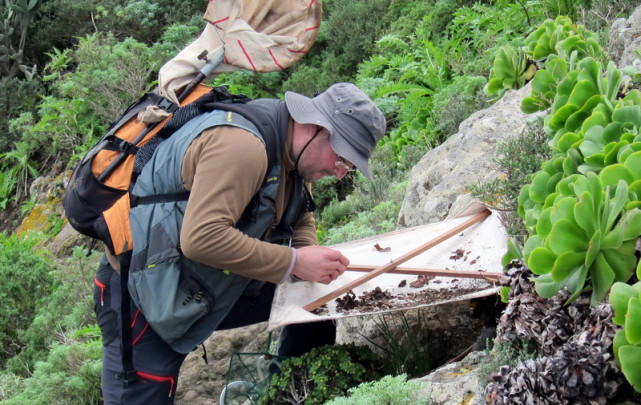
[416,351,488,405]
[398,83,536,227]
[609,7,641,69]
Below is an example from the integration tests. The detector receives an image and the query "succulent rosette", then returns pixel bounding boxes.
[523,172,641,304]
[610,281,641,392]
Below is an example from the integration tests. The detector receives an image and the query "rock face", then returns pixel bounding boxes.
[416,351,487,405]
[398,83,537,227]
[609,7,641,69]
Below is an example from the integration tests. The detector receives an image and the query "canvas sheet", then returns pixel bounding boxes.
[268,205,507,330]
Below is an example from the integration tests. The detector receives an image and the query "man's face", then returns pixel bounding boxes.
[297,127,354,183]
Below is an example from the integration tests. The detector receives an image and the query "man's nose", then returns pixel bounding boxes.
[333,165,348,179]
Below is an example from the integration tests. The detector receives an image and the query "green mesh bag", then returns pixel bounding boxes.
[220,332,288,405]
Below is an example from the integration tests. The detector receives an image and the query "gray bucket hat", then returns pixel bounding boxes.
[284,83,386,180]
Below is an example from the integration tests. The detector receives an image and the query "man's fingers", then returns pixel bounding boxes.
[292,246,350,283]
[326,249,349,267]
[337,253,350,267]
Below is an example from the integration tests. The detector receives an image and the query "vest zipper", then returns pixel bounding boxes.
[131,309,141,328]
[132,323,149,346]
[129,309,149,345]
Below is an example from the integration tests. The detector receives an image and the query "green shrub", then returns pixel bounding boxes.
[5,247,98,376]
[28,0,203,62]
[319,198,356,229]
[430,75,488,139]
[259,344,390,405]
[0,244,101,403]
[0,141,40,201]
[363,39,445,155]
[8,113,42,159]
[150,19,202,60]
[57,33,158,122]
[322,200,400,245]
[0,171,17,210]
[282,65,334,98]
[319,0,391,81]
[324,374,429,405]
[212,70,283,99]
[0,372,25,401]
[30,27,196,165]
[0,78,45,155]
[468,120,552,243]
[445,0,543,77]
[0,233,54,367]
[1,339,102,405]
[448,0,541,47]
[322,214,378,245]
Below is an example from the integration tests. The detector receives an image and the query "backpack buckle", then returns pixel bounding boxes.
[157,97,178,114]
[115,370,139,384]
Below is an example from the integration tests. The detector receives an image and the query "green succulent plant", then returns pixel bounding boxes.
[524,16,601,63]
[523,172,641,304]
[546,58,623,152]
[579,122,641,175]
[610,281,641,393]
[513,16,641,392]
[521,54,576,114]
[599,150,641,210]
[518,151,583,233]
[517,59,637,230]
[484,45,536,101]
[486,16,602,107]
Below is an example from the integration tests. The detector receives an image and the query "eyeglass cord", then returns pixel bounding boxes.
[294,127,322,173]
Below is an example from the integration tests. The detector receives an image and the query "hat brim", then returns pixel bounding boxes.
[285,91,373,180]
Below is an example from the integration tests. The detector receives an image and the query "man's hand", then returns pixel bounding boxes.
[292,246,349,284]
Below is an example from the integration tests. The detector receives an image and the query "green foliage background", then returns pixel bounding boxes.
[1,0,640,403]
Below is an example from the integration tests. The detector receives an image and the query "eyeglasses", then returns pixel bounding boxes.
[335,156,355,172]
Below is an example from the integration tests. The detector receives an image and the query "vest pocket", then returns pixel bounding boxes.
[128,257,212,344]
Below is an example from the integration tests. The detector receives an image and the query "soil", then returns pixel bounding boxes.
[332,284,489,314]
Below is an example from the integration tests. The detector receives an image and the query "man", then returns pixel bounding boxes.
[93,82,386,403]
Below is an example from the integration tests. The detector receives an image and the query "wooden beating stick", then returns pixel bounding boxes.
[346,265,500,281]
[303,209,491,312]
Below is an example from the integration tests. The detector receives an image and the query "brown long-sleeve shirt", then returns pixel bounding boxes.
[179,121,317,284]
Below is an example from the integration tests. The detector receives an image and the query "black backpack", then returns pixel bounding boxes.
[63,86,254,256]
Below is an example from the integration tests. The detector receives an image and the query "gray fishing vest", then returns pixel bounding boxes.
[126,100,305,353]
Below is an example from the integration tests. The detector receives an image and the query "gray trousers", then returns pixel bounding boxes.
[94,256,335,404]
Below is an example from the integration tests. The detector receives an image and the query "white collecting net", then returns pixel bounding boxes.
[158,0,322,103]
